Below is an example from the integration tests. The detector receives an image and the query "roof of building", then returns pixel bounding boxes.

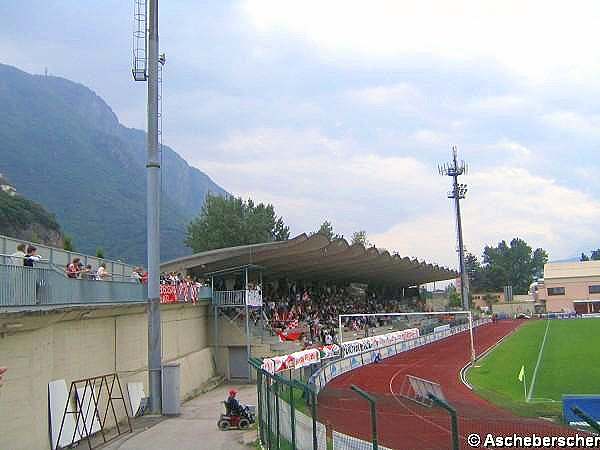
[161,233,457,286]
[544,260,600,280]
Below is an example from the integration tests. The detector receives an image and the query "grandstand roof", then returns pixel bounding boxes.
[161,234,457,286]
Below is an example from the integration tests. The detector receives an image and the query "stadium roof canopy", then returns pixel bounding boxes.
[161,233,457,286]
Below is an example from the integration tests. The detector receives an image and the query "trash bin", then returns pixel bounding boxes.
[162,363,181,415]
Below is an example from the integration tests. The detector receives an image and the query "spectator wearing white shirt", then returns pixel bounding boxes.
[96,263,109,280]
[9,243,26,266]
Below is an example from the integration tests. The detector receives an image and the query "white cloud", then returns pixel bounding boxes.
[541,111,600,138]
[373,165,600,267]
[466,95,532,114]
[347,83,423,109]
[242,0,600,82]
[193,127,600,271]
[485,139,533,160]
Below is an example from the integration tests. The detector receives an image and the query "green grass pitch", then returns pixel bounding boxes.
[468,318,600,419]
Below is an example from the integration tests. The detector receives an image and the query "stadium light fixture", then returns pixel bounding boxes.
[439,146,470,311]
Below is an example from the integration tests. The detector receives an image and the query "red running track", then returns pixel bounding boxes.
[318,320,582,450]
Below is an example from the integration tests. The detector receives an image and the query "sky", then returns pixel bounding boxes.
[2,0,600,270]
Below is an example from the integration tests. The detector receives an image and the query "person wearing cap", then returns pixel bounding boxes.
[225,389,242,416]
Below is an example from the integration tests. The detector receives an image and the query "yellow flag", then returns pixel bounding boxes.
[518,365,525,382]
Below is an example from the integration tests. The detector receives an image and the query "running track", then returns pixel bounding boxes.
[318,321,582,450]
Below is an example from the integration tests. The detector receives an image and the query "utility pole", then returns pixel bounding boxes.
[146,0,162,415]
[438,146,469,311]
[132,0,162,414]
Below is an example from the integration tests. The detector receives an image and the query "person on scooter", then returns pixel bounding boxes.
[225,389,243,416]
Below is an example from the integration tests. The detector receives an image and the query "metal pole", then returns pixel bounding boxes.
[429,394,459,450]
[350,385,378,450]
[260,270,264,343]
[245,267,251,382]
[452,151,469,311]
[212,276,218,372]
[289,383,296,450]
[338,315,343,345]
[571,406,600,434]
[146,0,162,415]
[310,387,318,450]
[266,379,272,450]
[468,312,476,363]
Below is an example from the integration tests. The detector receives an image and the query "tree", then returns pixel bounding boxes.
[447,286,462,308]
[480,238,548,294]
[96,247,105,259]
[63,235,75,252]
[312,220,344,241]
[185,194,290,253]
[579,249,600,261]
[465,252,483,291]
[531,248,548,279]
[350,230,371,247]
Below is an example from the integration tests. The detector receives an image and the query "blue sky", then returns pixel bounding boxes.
[3,0,600,268]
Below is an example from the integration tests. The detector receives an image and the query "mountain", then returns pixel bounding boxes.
[0,173,64,247]
[0,63,227,263]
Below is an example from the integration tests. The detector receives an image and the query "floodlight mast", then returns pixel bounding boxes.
[132,0,162,414]
[438,146,470,311]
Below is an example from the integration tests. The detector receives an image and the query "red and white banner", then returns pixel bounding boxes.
[261,348,321,374]
[160,283,199,303]
[160,285,178,303]
[276,330,303,342]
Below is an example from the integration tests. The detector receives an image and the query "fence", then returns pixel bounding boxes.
[0,264,147,307]
[249,319,492,450]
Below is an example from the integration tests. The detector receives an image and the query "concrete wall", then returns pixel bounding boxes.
[0,302,215,450]
[491,301,535,317]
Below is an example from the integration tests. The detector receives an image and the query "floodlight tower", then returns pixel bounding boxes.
[438,146,470,310]
[132,0,162,414]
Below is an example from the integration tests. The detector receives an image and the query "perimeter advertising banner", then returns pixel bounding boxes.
[341,328,420,357]
[260,345,340,375]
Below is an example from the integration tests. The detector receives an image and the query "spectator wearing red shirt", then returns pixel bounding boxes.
[67,258,81,278]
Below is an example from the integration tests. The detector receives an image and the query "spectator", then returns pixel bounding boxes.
[10,244,26,266]
[80,265,94,280]
[132,267,143,283]
[66,258,81,278]
[23,246,41,267]
[96,263,109,280]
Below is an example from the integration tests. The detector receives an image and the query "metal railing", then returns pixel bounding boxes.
[212,290,247,306]
[0,233,136,280]
[0,264,147,307]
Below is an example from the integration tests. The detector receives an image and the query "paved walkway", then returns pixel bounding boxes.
[101,383,258,450]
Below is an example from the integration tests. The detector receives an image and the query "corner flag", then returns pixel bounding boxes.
[518,365,525,382]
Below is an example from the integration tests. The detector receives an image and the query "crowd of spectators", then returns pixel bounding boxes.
[64,258,112,280]
[262,284,420,347]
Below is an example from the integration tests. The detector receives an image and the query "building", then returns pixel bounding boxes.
[471,292,505,310]
[535,261,600,314]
